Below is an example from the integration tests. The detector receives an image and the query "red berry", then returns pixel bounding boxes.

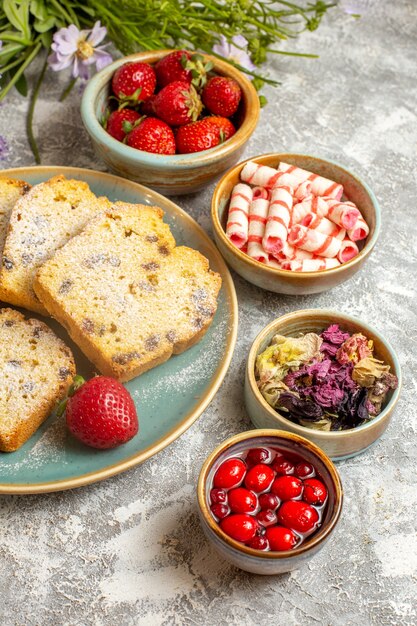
[112,62,156,104]
[210,488,227,505]
[204,116,236,141]
[277,501,319,533]
[155,50,210,90]
[213,458,246,489]
[266,526,299,551]
[202,76,242,117]
[272,458,295,475]
[105,109,141,142]
[220,514,258,543]
[175,119,221,154]
[247,536,270,551]
[245,447,272,466]
[126,117,176,155]
[153,81,202,126]
[303,479,328,506]
[259,493,280,511]
[256,509,277,527]
[271,476,303,501]
[244,464,275,493]
[155,50,192,87]
[66,376,138,449]
[140,95,156,117]
[211,503,229,520]
[295,462,315,479]
[228,488,258,514]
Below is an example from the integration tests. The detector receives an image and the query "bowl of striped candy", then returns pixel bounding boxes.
[211,153,380,294]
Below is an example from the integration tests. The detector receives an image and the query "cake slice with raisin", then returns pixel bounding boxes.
[0,307,75,452]
[0,177,31,262]
[0,175,111,315]
[33,204,221,382]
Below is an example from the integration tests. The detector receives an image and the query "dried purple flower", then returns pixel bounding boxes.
[277,392,324,421]
[321,324,350,346]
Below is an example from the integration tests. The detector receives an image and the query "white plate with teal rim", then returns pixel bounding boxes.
[0,166,238,494]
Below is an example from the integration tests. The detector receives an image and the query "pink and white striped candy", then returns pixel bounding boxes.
[247,197,269,263]
[240,161,298,190]
[337,239,359,263]
[324,198,361,230]
[262,185,293,255]
[294,180,312,201]
[347,215,369,241]
[278,162,343,199]
[278,241,315,261]
[226,183,253,249]
[281,258,341,272]
[288,224,342,258]
[292,196,329,225]
[267,255,282,269]
[301,214,346,240]
[252,186,270,200]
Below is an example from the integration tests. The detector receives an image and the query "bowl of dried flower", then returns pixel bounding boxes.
[245,309,401,460]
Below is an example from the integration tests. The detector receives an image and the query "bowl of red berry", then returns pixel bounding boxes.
[81,49,260,195]
[197,429,343,575]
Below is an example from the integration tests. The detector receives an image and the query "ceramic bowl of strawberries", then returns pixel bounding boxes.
[81,49,260,195]
[197,429,343,575]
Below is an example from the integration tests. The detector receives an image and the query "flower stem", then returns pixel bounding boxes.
[59,77,78,102]
[27,57,48,164]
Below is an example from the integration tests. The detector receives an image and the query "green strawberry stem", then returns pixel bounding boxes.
[56,375,85,417]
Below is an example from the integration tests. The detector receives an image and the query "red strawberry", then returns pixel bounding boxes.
[175,119,221,154]
[105,109,141,142]
[204,116,236,141]
[65,376,138,449]
[126,117,176,155]
[111,62,156,105]
[153,81,202,127]
[202,76,242,117]
[154,50,212,90]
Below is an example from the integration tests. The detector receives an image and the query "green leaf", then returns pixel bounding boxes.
[258,95,268,108]
[29,0,48,20]
[40,30,52,48]
[3,0,31,40]
[15,71,28,96]
[34,15,56,33]
[0,42,26,66]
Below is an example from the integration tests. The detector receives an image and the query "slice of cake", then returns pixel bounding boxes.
[0,308,75,452]
[0,177,31,261]
[0,175,111,315]
[34,204,221,382]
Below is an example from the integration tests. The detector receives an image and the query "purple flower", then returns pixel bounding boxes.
[321,324,350,345]
[47,21,112,80]
[309,382,345,409]
[212,35,256,75]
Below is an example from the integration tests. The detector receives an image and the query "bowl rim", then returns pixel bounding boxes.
[81,49,260,166]
[197,428,343,559]
[211,152,381,277]
[246,308,402,438]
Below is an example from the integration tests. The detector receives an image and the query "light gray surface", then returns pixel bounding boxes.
[1,1,416,624]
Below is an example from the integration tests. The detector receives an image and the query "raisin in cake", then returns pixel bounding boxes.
[0,175,111,315]
[0,177,31,263]
[0,308,75,452]
[34,204,221,382]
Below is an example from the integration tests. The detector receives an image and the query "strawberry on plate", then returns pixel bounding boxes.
[153,81,203,127]
[112,61,157,105]
[105,109,141,142]
[175,118,222,154]
[64,376,138,449]
[126,117,176,155]
[154,50,212,90]
[202,76,242,117]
